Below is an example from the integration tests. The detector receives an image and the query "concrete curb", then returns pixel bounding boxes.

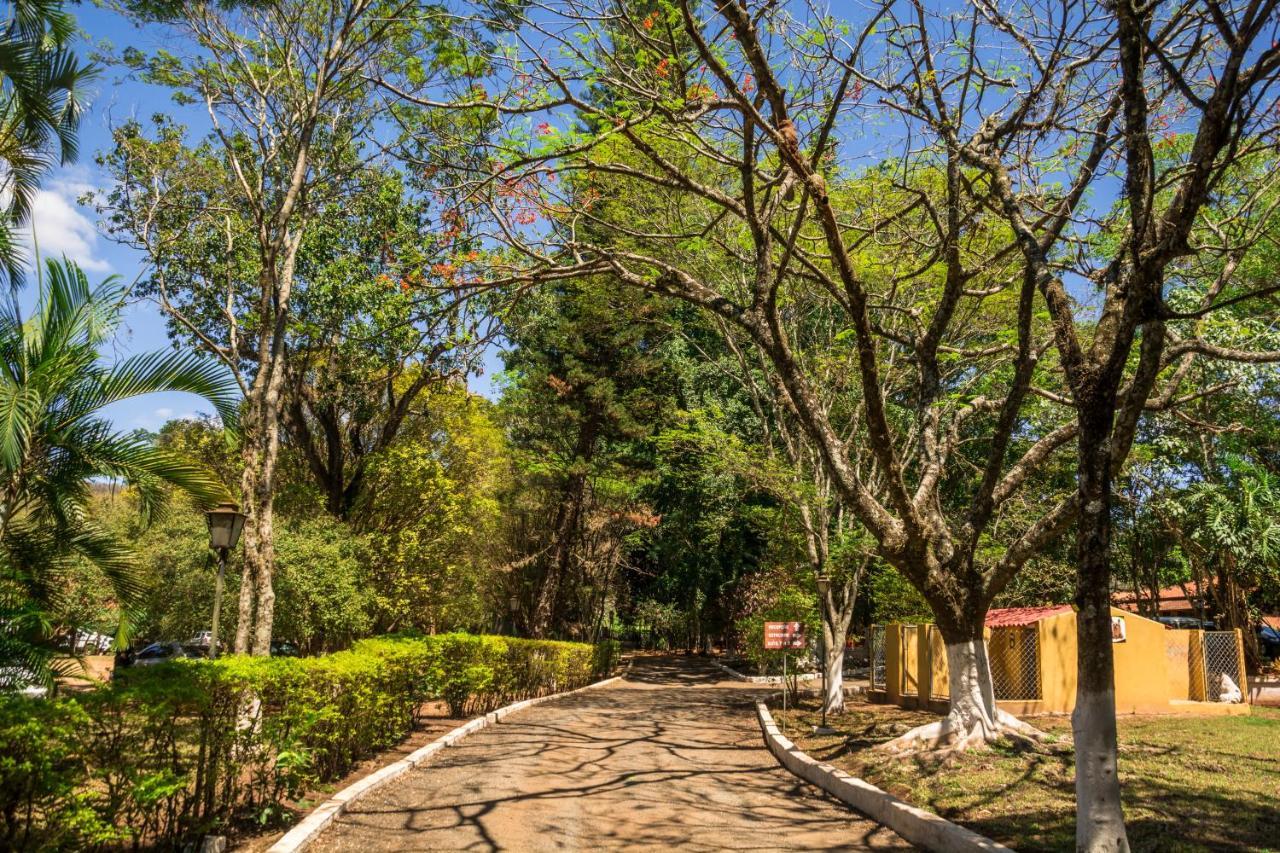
[712,659,822,683]
[266,674,625,853]
[755,700,1014,853]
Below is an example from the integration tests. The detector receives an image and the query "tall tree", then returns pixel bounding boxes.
[500,280,677,638]
[100,0,488,653]
[440,4,1073,754]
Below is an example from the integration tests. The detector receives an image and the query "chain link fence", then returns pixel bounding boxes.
[1202,630,1244,702]
[987,626,1041,700]
[869,625,885,690]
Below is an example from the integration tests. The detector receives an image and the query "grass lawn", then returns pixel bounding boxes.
[774,699,1280,852]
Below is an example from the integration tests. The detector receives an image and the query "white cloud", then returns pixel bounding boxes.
[132,408,196,431]
[23,173,111,274]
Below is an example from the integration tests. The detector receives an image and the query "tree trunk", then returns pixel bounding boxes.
[530,414,599,638]
[819,577,857,715]
[233,560,254,654]
[238,438,279,657]
[530,485,583,638]
[234,335,287,656]
[821,621,847,714]
[1073,420,1130,852]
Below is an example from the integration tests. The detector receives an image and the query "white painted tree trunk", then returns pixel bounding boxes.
[822,634,845,714]
[882,638,1040,753]
[1074,689,1130,852]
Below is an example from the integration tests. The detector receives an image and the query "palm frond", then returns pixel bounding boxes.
[75,349,241,431]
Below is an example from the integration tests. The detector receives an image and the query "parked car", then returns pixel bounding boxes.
[129,642,193,667]
[1258,625,1280,660]
[185,631,213,649]
[53,629,114,654]
[77,631,115,654]
[270,640,300,657]
[0,666,48,698]
[1157,616,1217,630]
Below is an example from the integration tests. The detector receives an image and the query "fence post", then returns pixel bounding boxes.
[1235,628,1248,703]
[886,624,902,705]
[919,625,933,708]
[1189,628,1207,701]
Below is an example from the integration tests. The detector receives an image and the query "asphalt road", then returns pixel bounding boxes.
[310,655,910,852]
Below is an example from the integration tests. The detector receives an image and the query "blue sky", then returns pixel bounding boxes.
[32,6,503,435]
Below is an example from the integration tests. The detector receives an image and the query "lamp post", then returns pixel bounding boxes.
[508,595,520,636]
[816,573,833,733]
[205,501,246,659]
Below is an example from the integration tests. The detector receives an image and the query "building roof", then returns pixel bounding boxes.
[985,605,1073,628]
[1113,582,1206,615]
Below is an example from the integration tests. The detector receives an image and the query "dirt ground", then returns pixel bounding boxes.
[54,654,115,690]
[308,656,910,852]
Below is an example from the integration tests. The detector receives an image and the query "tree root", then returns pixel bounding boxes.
[878,708,1047,756]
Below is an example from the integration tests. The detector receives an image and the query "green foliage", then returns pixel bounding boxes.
[865,563,930,624]
[273,519,375,652]
[110,497,375,654]
[0,633,617,849]
[357,384,508,633]
[732,566,819,675]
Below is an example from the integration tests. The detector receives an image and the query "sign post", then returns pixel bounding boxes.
[764,621,807,716]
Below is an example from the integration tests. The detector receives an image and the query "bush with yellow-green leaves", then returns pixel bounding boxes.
[0,633,620,850]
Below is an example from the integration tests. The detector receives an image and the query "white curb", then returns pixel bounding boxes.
[266,674,625,853]
[755,700,1014,853]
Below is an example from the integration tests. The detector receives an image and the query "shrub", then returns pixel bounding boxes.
[0,633,618,850]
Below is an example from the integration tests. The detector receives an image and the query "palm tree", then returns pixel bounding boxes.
[0,258,240,684]
[0,0,97,284]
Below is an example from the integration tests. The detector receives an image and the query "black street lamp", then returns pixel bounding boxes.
[205,501,246,659]
[816,573,833,732]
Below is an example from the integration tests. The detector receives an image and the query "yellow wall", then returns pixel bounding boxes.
[987,627,1027,697]
[991,609,1182,714]
[1111,609,1173,714]
[1028,608,1178,713]
[884,624,901,704]
[901,626,919,696]
[1037,610,1077,712]
[876,611,1244,716]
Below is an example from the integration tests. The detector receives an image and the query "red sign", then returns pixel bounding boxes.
[764,621,806,650]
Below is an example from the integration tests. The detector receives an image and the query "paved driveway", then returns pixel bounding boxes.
[311,656,909,851]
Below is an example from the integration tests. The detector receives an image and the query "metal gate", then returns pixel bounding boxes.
[987,626,1041,700]
[1202,631,1244,702]
[869,625,886,690]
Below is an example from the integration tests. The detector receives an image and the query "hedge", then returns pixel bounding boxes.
[0,633,620,851]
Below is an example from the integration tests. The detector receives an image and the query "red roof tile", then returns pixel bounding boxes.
[1113,581,1206,612]
[985,605,1072,628]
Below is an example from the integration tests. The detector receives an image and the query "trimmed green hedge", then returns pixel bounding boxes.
[0,633,620,850]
